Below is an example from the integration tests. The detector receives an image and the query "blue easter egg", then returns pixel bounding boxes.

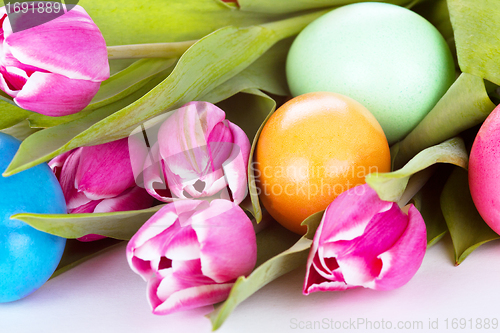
[0,133,67,302]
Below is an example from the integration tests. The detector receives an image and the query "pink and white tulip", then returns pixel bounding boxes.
[0,5,109,116]
[304,184,426,294]
[141,102,250,205]
[126,199,257,315]
[49,138,155,241]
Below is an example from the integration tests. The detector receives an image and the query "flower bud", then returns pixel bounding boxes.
[0,5,109,116]
[127,199,257,315]
[140,102,250,205]
[49,138,154,241]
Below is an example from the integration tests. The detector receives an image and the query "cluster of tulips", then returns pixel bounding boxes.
[1,1,499,330]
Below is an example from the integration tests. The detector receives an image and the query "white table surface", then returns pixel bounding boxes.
[1,235,500,333]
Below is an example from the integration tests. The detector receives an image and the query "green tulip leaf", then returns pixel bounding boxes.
[2,71,169,178]
[413,0,456,66]
[4,11,327,177]
[0,60,173,136]
[28,61,176,129]
[219,89,278,221]
[77,0,284,46]
[201,38,293,103]
[237,0,413,14]
[254,220,302,268]
[11,205,165,240]
[448,0,500,85]
[219,89,277,150]
[109,59,138,76]
[208,237,311,330]
[302,210,325,240]
[208,211,322,330]
[366,137,468,202]
[411,165,451,247]
[0,120,41,141]
[0,100,32,131]
[240,90,277,222]
[440,167,500,265]
[87,58,177,110]
[51,239,124,279]
[395,73,495,168]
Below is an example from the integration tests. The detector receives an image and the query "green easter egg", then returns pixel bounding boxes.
[286,2,456,144]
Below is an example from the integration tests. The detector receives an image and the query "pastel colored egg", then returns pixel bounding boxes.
[469,105,500,235]
[255,92,391,235]
[0,133,67,302]
[286,2,456,144]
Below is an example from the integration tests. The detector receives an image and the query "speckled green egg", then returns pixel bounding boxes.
[286,2,456,144]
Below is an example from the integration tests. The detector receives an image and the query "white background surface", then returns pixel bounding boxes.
[1,236,500,333]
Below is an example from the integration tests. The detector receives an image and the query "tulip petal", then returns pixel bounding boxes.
[158,102,209,158]
[153,261,221,311]
[1,65,28,92]
[0,70,18,97]
[222,141,249,205]
[319,185,392,244]
[143,144,173,202]
[192,200,256,283]
[373,205,427,290]
[127,201,203,266]
[13,71,101,116]
[304,184,425,294]
[304,252,350,294]
[164,226,201,261]
[131,256,155,279]
[158,102,231,199]
[127,133,150,187]
[77,234,106,242]
[4,6,109,81]
[154,261,215,303]
[170,260,217,286]
[334,204,408,287]
[154,102,250,203]
[49,150,73,180]
[153,282,233,315]
[181,101,227,143]
[127,211,179,266]
[94,187,155,213]
[146,274,164,310]
[75,138,136,200]
[55,148,83,206]
[228,121,251,167]
[163,147,212,197]
[134,225,180,264]
[207,123,234,169]
[304,207,326,294]
[69,198,101,214]
[66,191,92,211]
[1,41,46,75]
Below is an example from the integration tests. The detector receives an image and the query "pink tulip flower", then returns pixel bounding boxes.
[126,199,257,315]
[140,102,250,205]
[0,5,109,116]
[304,184,426,294]
[49,138,155,241]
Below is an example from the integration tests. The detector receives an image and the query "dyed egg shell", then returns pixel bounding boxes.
[0,133,66,302]
[255,92,391,235]
[469,105,500,235]
[286,2,456,144]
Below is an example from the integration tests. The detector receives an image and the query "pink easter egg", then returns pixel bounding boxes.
[469,104,500,235]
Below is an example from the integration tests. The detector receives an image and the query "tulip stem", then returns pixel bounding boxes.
[107,40,198,59]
